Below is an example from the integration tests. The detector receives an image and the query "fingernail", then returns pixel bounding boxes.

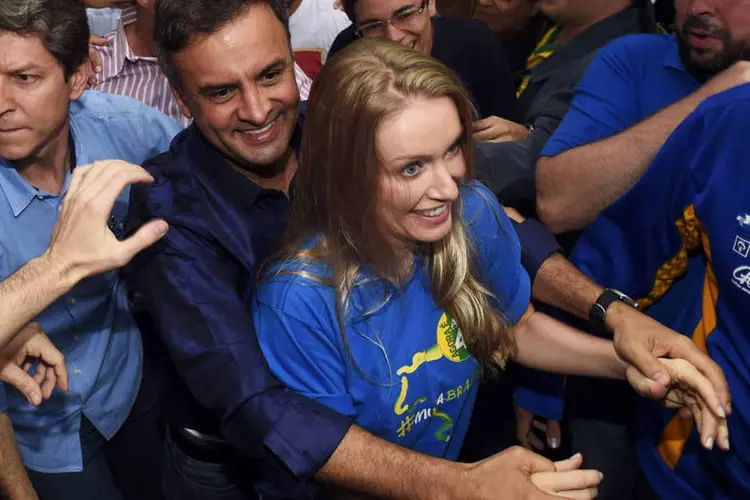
[549,438,560,449]
[29,393,41,405]
[571,453,582,460]
[704,437,714,450]
[96,66,102,72]
[722,438,730,451]
[716,406,726,419]
[654,372,669,385]
[599,472,604,481]
[725,403,732,416]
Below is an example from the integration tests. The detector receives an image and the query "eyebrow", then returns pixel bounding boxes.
[197,58,289,96]
[359,3,417,25]
[5,63,42,74]
[387,131,463,163]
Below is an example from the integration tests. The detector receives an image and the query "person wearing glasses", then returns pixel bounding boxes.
[329,0,528,142]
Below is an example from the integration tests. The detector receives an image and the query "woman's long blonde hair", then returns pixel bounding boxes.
[271,38,515,372]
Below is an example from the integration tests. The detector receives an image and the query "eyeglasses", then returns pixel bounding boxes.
[354,0,430,38]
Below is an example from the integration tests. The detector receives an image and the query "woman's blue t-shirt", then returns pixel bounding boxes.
[252,181,531,459]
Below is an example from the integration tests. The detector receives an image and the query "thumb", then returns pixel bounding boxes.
[553,453,582,472]
[118,219,169,264]
[524,448,556,474]
[626,364,668,399]
[1,365,42,406]
[620,341,671,389]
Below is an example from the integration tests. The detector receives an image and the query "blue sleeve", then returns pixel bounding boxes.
[0,384,7,413]
[463,182,531,324]
[570,104,702,301]
[253,275,356,417]
[125,183,351,492]
[541,36,644,158]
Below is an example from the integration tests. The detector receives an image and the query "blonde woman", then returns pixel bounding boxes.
[252,39,726,498]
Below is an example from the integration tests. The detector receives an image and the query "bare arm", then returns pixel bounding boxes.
[318,426,564,500]
[512,305,627,380]
[0,161,167,349]
[0,414,37,500]
[536,61,750,234]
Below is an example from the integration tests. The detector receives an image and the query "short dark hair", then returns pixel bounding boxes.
[0,0,89,79]
[154,0,290,90]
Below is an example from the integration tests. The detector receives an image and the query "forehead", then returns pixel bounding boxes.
[354,0,419,20]
[0,32,62,74]
[172,3,291,86]
[377,96,462,163]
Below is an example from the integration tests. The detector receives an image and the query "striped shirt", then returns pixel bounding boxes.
[93,8,313,127]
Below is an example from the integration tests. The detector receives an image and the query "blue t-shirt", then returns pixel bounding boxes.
[541,33,700,159]
[253,182,531,459]
[570,84,750,499]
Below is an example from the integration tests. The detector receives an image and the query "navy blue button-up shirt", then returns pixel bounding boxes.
[124,117,353,494]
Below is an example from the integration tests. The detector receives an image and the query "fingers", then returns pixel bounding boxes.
[0,365,42,406]
[529,431,546,452]
[666,359,726,420]
[472,117,493,132]
[41,363,58,400]
[115,219,169,266]
[699,402,719,450]
[516,406,534,450]
[625,365,667,400]
[717,418,730,452]
[89,34,109,46]
[547,420,562,450]
[521,447,556,474]
[553,487,599,499]
[531,470,602,496]
[554,453,583,473]
[619,340,671,392]
[669,342,732,416]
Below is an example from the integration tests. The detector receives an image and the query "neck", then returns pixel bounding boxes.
[556,3,628,44]
[125,7,156,57]
[15,121,71,195]
[236,148,298,195]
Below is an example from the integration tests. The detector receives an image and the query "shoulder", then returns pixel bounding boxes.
[256,257,336,321]
[698,83,750,115]
[596,33,675,65]
[461,181,517,247]
[73,91,183,134]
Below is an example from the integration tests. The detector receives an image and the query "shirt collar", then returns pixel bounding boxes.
[181,104,306,214]
[663,34,688,72]
[532,8,642,81]
[100,10,156,83]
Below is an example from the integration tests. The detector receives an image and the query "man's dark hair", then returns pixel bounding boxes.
[155,0,290,90]
[0,0,89,79]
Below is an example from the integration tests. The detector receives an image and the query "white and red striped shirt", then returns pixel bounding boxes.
[93,8,313,127]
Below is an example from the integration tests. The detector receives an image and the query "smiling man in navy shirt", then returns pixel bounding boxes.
[125,0,731,498]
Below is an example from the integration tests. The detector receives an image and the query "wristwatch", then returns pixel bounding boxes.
[589,289,638,333]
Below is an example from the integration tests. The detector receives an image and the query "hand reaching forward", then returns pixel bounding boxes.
[463,446,600,499]
[626,358,730,452]
[0,323,68,406]
[44,160,169,286]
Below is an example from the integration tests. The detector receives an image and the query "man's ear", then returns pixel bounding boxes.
[68,63,89,101]
[171,84,193,119]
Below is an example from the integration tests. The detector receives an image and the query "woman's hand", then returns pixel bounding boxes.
[472,116,530,143]
[626,358,730,452]
[531,453,602,499]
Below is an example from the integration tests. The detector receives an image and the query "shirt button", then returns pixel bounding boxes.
[36,195,44,200]
[69,298,77,305]
[73,367,81,376]
[74,335,80,341]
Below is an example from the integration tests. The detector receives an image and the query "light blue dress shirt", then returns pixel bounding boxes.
[0,91,182,473]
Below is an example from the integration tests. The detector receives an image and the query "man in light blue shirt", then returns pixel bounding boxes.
[0,0,181,498]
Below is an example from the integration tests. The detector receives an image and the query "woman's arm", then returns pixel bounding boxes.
[511,305,627,380]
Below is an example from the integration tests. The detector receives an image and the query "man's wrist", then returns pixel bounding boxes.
[604,300,637,334]
[36,252,82,293]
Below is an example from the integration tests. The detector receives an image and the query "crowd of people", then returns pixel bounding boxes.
[0,0,747,499]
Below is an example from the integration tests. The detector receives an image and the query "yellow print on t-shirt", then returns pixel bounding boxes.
[392,313,473,441]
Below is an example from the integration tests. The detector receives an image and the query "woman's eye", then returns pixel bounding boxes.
[401,163,421,177]
[446,141,461,157]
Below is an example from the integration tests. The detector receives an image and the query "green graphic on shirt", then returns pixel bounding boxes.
[432,408,453,442]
